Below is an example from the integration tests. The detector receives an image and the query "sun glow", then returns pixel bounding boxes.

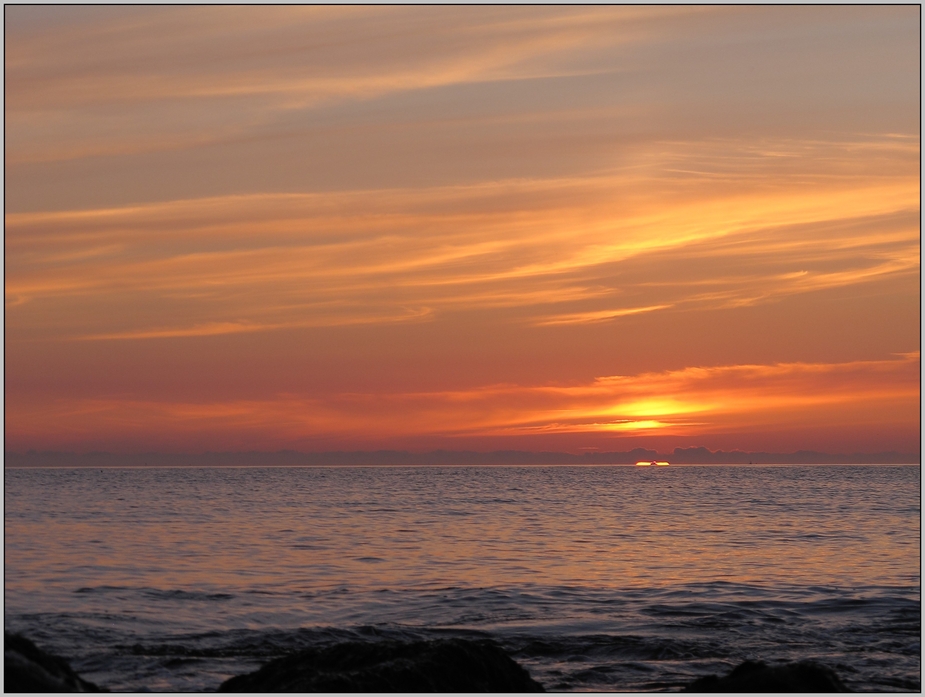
[592,420,669,432]
[5,353,918,454]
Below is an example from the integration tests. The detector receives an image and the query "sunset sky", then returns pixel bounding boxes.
[5,6,920,456]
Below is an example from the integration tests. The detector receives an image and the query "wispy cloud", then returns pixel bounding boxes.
[7,354,918,452]
[74,307,434,341]
[6,141,918,344]
[535,304,673,326]
[6,6,701,165]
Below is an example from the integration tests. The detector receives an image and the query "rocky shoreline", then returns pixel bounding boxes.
[5,633,103,693]
[4,631,850,692]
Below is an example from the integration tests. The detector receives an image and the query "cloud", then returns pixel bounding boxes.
[6,142,917,343]
[6,354,918,452]
[534,304,673,326]
[5,6,701,165]
[74,307,434,341]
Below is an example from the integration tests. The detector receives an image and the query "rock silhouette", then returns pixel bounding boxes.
[218,637,544,692]
[683,659,849,692]
[5,632,103,692]
[4,631,858,693]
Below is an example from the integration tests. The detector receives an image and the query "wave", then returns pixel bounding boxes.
[6,581,916,691]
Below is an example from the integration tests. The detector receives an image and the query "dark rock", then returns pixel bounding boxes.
[218,637,545,692]
[683,659,849,692]
[5,632,103,692]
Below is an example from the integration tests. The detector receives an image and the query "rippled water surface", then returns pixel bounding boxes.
[5,465,920,691]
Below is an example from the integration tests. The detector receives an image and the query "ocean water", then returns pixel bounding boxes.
[4,464,920,692]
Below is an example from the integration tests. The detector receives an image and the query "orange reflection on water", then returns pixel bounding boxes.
[5,466,920,608]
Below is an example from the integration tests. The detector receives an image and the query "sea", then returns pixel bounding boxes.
[4,464,921,692]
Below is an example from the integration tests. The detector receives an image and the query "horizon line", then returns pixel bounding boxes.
[5,447,919,467]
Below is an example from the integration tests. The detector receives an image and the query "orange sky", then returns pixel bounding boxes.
[5,6,920,455]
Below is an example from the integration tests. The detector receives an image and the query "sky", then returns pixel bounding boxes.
[4,6,920,456]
